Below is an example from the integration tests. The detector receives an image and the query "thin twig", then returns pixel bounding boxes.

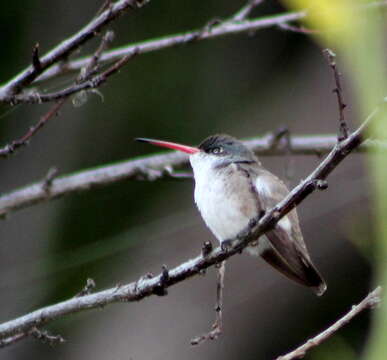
[0,99,67,158]
[27,0,387,87]
[24,10,309,87]
[95,0,113,19]
[0,133,385,217]
[276,287,382,360]
[29,327,65,346]
[75,278,96,297]
[0,29,121,157]
[0,0,148,100]
[31,43,41,71]
[0,111,374,342]
[323,49,349,140]
[9,53,135,105]
[0,1,386,103]
[77,30,115,83]
[0,333,28,348]
[191,261,226,345]
[278,23,317,34]
[42,167,59,195]
[268,127,294,184]
[232,0,265,22]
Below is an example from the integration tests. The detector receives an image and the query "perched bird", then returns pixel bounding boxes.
[137,134,326,296]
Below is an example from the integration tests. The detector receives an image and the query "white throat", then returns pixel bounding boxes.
[189,152,258,243]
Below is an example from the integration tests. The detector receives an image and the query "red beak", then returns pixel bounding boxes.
[136,138,200,154]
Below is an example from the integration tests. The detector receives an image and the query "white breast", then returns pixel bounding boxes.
[190,153,258,243]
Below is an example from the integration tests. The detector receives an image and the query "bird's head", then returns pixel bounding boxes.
[136,134,257,172]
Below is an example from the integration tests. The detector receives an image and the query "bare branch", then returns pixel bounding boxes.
[191,261,226,345]
[0,29,122,157]
[232,0,265,22]
[9,53,135,105]
[30,0,387,86]
[75,278,96,298]
[0,133,385,217]
[77,30,115,83]
[29,327,65,346]
[0,0,149,100]
[1,1,386,104]
[0,112,374,342]
[30,10,308,86]
[31,43,42,72]
[324,49,349,140]
[0,333,28,348]
[276,287,382,360]
[0,99,67,158]
[278,23,317,34]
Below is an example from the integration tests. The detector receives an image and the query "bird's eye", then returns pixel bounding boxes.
[211,146,223,154]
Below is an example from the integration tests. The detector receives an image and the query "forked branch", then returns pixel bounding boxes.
[276,287,382,360]
[0,107,376,343]
[0,134,385,218]
[0,0,149,101]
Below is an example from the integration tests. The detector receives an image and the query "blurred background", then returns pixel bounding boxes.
[0,1,379,359]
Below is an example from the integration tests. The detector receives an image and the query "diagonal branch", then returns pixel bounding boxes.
[28,0,387,86]
[0,133,385,218]
[0,0,149,101]
[0,99,67,158]
[0,111,374,343]
[0,333,29,348]
[9,52,136,105]
[31,10,306,86]
[232,0,265,22]
[276,287,382,360]
[0,30,127,157]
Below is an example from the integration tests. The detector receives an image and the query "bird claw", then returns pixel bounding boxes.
[221,239,232,252]
[202,241,213,256]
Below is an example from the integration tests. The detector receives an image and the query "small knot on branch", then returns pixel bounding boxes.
[32,43,42,71]
[221,239,233,253]
[75,278,96,297]
[134,0,150,8]
[42,167,59,195]
[316,179,328,190]
[153,265,169,296]
[268,127,290,150]
[202,241,213,256]
[186,18,222,42]
[304,179,328,192]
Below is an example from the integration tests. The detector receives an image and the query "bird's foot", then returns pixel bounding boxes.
[202,241,213,256]
[221,239,232,253]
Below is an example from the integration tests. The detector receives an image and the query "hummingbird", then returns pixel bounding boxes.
[137,134,327,296]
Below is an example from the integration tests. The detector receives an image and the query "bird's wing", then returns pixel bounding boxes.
[253,169,326,295]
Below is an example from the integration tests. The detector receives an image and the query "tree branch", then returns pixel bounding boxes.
[23,10,309,87]
[232,0,265,22]
[25,0,387,86]
[9,52,136,105]
[0,30,127,156]
[0,333,28,348]
[0,112,374,342]
[0,133,385,218]
[324,49,349,140]
[276,287,382,360]
[0,0,149,101]
[0,99,67,158]
[2,1,386,104]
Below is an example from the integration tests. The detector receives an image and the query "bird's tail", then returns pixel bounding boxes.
[259,232,327,296]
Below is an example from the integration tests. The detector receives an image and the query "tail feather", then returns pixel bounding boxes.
[261,231,327,296]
